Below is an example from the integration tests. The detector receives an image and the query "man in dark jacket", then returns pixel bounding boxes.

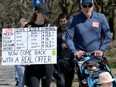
[53,13,74,87]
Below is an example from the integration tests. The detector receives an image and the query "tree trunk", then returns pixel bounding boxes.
[113,8,116,40]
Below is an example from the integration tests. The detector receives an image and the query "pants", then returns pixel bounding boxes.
[25,64,54,87]
[15,65,25,87]
[15,68,19,81]
[54,59,74,87]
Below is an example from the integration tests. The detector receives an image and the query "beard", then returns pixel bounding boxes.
[61,24,67,28]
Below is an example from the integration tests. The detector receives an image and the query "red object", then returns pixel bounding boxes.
[84,83,88,87]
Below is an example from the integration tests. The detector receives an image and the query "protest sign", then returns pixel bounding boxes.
[2,27,57,65]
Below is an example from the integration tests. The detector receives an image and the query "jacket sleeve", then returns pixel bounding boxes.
[65,16,78,53]
[99,14,112,52]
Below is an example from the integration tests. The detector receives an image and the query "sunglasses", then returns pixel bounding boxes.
[82,4,93,8]
[42,12,50,16]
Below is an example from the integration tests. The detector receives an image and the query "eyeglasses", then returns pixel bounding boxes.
[82,4,93,8]
[42,12,50,16]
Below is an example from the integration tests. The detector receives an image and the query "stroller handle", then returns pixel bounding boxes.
[84,52,94,56]
[75,52,95,61]
[74,51,103,62]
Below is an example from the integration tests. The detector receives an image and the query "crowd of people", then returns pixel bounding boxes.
[12,0,115,87]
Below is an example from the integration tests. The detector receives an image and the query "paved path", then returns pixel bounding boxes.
[0,66,15,87]
[0,65,115,87]
[0,65,78,87]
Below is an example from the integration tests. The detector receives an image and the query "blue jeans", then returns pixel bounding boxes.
[15,65,25,87]
[15,69,19,81]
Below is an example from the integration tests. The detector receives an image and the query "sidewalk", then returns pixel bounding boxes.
[0,65,115,87]
[0,65,15,87]
[0,65,78,87]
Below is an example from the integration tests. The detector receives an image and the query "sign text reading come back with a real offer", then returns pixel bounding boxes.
[2,27,57,65]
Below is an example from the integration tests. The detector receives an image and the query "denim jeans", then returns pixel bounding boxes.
[15,65,25,87]
[15,68,19,81]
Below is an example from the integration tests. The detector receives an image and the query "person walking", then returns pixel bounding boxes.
[15,17,28,87]
[24,3,53,87]
[66,0,111,58]
[53,13,74,87]
[66,1,112,86]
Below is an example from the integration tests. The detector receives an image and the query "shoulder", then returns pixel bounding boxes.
[93,12,106,18]
[57,27,62,33]
[68,12,82,27]
[93,12,107,23]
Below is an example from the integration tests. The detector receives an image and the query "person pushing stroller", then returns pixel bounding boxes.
[65,0,112,86]
[65,0,111,74]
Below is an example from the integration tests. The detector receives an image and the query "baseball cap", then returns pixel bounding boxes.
[34,3,50,15]
[80,0,93,4]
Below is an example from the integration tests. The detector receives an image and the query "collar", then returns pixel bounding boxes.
[81,11,93,19]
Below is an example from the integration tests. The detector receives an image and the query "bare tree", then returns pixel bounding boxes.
[0,0,116,40]
[0,0,32,28]
[94,0,116,40]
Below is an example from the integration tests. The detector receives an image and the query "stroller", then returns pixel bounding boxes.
[73,53,116,87]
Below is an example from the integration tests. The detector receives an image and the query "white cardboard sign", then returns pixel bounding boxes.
[2,27,57,65]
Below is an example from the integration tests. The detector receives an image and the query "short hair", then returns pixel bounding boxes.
[58,13,68,22]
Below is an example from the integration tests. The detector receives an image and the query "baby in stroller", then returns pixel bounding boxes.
[84,59,116,87]
[85,59,99,74]
[79,57,100,87]
[75,54,116,87]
